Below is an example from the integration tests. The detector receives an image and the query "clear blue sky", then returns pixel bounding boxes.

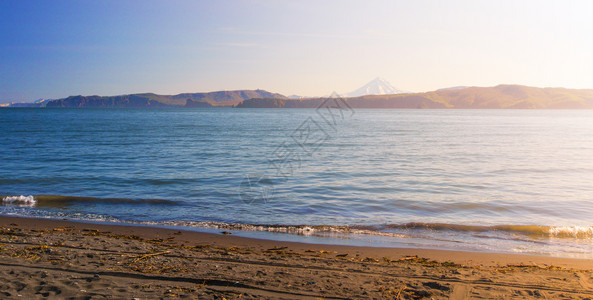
[1,0,592,102]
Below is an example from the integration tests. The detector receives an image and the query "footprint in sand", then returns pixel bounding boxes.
[577,273,593,291]
[449,284,471,300]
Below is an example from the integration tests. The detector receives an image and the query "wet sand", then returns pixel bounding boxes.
[1,216,592,299]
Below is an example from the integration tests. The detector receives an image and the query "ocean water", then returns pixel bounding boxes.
[2,107,593,258]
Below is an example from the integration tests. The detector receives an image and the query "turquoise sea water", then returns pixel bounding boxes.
[2,108,593,257]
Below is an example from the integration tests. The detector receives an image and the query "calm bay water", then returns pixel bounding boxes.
[2,108,593,257]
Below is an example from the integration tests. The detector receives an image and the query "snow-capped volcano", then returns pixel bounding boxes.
[346,77,407,97]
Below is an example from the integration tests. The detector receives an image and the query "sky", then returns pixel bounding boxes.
[1,0,593,102]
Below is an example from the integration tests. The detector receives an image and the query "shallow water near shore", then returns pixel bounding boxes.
[2,108,593,258]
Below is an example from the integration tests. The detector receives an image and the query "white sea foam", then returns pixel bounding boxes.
[548,226,593,239]
[144,221,410,239]
[2,195,37,207]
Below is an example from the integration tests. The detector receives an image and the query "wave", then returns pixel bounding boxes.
[2,195,592,240]
[1,194,179,208]
[548,226,593,239]
[2,195,36,207]
[378,222,593,239]
[144,221,412,239]
[137,221,593,240]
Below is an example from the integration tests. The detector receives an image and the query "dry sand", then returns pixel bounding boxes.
[1,216,593,299]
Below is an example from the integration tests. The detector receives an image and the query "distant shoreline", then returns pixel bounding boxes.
[5,84,593,109]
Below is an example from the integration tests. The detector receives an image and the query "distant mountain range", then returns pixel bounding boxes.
[237,85,593,109]
[4,84,593,109]
[3,98,52,107]
[8,90,285,108]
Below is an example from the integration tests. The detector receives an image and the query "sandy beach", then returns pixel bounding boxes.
[0,216,591,299]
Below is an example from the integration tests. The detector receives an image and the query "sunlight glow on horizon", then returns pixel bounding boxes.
[1,0,593,101]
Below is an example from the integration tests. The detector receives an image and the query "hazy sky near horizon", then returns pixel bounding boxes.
[1,0,593,101]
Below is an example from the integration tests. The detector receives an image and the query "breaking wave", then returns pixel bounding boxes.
[1,194,179,208]
[2,195,37,207]
[137,221,593,240]
[377,223,593,239]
